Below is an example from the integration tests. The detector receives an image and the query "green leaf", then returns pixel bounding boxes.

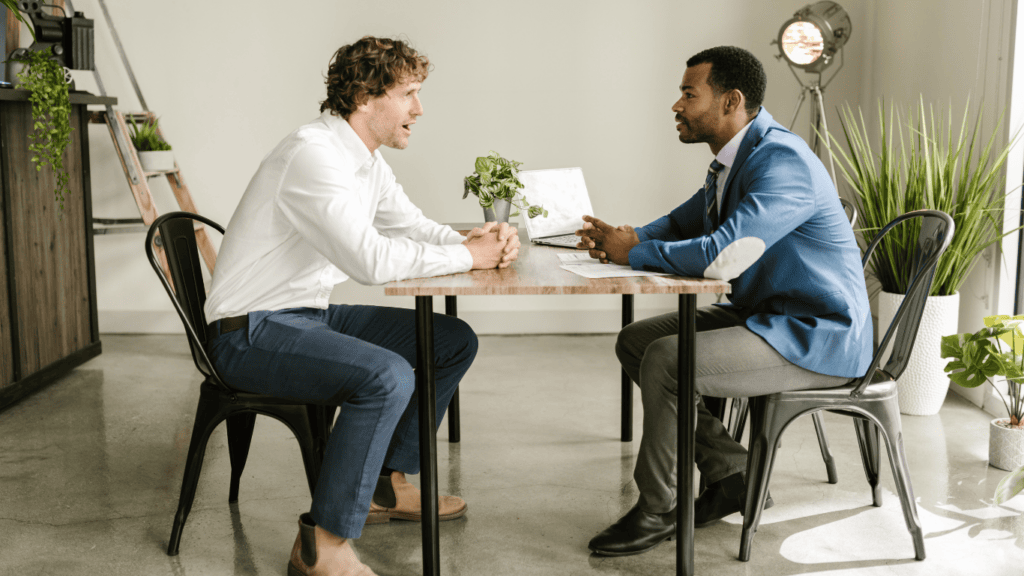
[995,464,1024,504]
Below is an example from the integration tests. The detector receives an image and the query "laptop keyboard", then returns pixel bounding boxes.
[539,233,579,247]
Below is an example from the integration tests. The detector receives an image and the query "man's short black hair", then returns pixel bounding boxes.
[686,46,766,116]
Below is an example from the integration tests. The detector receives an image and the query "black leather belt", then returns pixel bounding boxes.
[208,315,248,337]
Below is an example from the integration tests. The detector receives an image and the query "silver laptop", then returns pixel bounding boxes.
[517,167,594,247]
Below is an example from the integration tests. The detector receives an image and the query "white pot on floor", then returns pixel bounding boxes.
[990,418,1024,471]
[877,291,959,416]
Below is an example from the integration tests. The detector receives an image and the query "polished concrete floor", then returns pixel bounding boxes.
[2,334,1024,575]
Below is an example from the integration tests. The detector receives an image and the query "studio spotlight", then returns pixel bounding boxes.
[772,2,851,185]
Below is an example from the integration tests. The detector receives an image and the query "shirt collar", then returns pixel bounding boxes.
[320,110,379,168]
[715,119,753,168]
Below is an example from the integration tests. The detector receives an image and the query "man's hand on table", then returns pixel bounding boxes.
[464,221,520,269]
[575,215,638,265]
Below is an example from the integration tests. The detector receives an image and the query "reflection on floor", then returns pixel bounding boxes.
[1,334,1023,575]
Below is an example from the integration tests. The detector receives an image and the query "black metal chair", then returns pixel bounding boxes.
[718,196,861,486]
[146,211,335,556]
[738,209,953,562]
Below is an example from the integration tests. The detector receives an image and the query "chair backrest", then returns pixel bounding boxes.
[840,196,858,228]
[145,211,229,389]
[850,209,954,396]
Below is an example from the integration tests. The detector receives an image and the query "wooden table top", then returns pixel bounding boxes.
[383,240,731,297]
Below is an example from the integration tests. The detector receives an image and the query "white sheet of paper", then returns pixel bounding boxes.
[557,253,671,278]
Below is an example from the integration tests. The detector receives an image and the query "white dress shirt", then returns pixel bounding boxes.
[712,119,753,216]
[204,111,473,322]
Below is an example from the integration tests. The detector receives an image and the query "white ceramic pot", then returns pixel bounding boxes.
[877,291,960,416]
[990,418,1024,471]
[138,150,175,172]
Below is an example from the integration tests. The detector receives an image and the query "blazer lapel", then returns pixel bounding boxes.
[719,107,776,215]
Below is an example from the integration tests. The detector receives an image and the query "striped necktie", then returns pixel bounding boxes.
[704,159,725,234]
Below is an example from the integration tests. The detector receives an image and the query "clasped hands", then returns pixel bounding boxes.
[463,221,520,269]
[575,215,639,265]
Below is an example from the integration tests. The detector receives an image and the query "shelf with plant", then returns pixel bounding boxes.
[11,48,73,211]
[128,116,174,172]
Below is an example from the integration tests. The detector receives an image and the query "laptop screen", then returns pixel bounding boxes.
[518,168,594,239]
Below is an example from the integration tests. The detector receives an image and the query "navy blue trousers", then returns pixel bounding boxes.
[207,304,476,538]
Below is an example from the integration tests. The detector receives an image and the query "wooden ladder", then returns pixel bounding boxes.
[62,0,217,281]
[88,109,217,278]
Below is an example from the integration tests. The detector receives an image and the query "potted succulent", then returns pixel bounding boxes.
[128,116,174,172]
[828,99,1020,416]
[941,315,1024,503]
[9,47,72,211]
[463,150,546,223]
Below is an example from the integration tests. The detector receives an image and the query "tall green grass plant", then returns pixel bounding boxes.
[827,98,1020,296]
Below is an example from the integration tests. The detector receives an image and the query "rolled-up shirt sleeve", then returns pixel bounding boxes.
[275,143,472,285]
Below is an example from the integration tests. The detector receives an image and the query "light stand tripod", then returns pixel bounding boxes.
[782,46,844,190]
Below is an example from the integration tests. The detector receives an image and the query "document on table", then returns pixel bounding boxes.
[557,252,672,279]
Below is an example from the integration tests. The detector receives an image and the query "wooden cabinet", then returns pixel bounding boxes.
[0,90,112,411]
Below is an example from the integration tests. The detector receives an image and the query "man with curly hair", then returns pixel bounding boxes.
[578,46,871,557]
[204,36,518,575]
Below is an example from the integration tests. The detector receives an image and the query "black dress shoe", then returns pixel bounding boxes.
[694,472,774,527]
[588,503,676,557]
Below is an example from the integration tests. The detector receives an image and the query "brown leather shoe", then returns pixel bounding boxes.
[365,471,467,524]
[288,513,377,576]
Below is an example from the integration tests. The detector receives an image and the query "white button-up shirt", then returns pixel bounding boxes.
[204,111,473,322]
[713,119,753,216]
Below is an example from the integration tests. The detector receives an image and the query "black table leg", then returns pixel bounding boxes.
[621,294,634,442]
[677,294,696,576]
[415,296,441,576]
[445,295,460,443]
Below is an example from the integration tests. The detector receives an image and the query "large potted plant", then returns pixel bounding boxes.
[829,99,1020,416]
[463,151,546,223]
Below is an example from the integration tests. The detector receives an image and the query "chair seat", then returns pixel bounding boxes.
[770,378,897,406]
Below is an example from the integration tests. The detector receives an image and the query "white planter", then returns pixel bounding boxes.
[990,418,1024,471]
[138,150,175,172]
[878,291,959,416]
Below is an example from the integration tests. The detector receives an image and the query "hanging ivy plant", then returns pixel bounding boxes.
[14,49,72,211]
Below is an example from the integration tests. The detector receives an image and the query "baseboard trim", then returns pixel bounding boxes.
[0,341,103,413]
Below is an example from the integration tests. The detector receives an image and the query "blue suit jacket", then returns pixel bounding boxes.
[628,108,872,378]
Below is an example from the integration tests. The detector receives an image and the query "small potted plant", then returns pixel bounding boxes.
[128,116,174,172]
[942,315,1024,502]
[463,150,546,223]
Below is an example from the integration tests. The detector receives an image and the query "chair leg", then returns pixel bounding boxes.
[812,412,839,484]
[729,397,748,442]
[168,396,226,556]
[740,396,780,562]
[226,412,257,503]
[854,418,882,507]
[876,403,926,560]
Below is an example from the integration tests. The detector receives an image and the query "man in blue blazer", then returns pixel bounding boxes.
[579,46,872,557]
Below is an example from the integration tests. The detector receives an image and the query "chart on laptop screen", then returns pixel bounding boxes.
[518,168,594,239]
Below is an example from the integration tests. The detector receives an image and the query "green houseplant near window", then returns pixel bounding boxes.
[463,151,546,223]
[827,98,1021,416]
[942,315,1024,504]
